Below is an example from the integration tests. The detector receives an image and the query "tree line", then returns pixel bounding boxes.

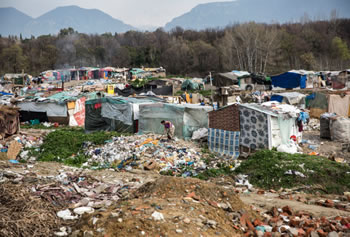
[0,19,350,77]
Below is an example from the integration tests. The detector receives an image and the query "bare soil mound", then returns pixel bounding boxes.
[75,176,255,237]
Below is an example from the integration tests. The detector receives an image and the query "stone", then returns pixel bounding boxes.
[183,218,191,224]
[176,229,183,233]
[288,227,298,235]
[110,212,119,217]
[256,230,264,237]
[151,211,164,221]
[328,231,338,237]
[207,220,217,229]
[70,230,81,237]
[84,231,94,237]
[218,202,229,210]
[96,228,104,233]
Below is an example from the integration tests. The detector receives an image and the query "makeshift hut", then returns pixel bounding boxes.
[208,104,240,157]
[85,97,160,133]
[289,70,317,88]
[17,91,92,125]
[270,92,306,108]
[0,105,20,139]
[239,103,302,150]
[212,72,239,87]
[138,103,213,139]
[328,93,350,117]
[330,71,348,89]
[306,92,350,118]
[305,92,328,118]
[271,72,306,89]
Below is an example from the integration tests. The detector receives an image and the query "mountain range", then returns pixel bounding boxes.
[165,0,350,30]
[0,6,135,37]
[1,0,350,37]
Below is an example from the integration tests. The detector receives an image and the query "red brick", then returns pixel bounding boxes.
[297,228,305,236]
[290,219,301,227]
[271,207,279,217]
[340,218,349,225]
[240,213,248,228]
[263,232,272,237]
[269,217,279,224]
[317,229,327,237]
[306,228,314,236]
[244,231,252,237]
[247,219,255,231]
[253,219,264,227]
[282,206,293,215]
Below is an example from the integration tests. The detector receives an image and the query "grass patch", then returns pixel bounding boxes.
[234,150,350,194]
[37,128,123,167]
[196,167,233,180]
[20,124,59,129]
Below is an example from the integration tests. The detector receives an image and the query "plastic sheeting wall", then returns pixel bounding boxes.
[138,104,212,139]
[101,102,133,125]
[18,102,67,117]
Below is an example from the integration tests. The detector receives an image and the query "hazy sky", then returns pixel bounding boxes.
[0,0,233,27]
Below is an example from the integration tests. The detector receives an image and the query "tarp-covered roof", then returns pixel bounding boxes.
[212,72,238,87]
[271,72,305,89]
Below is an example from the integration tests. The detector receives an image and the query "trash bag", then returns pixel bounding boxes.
[330,117,350,142]
[277,141,299,154]
[320,113,336,139]
[181,80,199,91]
[191,128,208,140]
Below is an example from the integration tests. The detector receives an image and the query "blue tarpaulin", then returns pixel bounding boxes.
[270,95,284,102]
[271,72,305,89]
[0,92,13,95]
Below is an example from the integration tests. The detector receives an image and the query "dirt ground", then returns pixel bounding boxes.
[1,159,350,236]
[240,192,350,218]
[302,130,350,160]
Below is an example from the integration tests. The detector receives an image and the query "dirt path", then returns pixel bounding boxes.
[1,161,160,183]
[239,192,350,218]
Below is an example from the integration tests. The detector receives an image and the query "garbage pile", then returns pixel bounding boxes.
[0,130,49,161]
[84,134,208,176]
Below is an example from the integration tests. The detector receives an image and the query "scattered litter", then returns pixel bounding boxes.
[57,209,78,220]
[151,211,164,221]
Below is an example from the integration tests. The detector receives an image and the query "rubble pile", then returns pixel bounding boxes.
[239,206,350,236]
[278,192,350,212]
[0,167,145,235]
[84,134,209,175]
[33,172,143,210]
[0,129,49,161]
